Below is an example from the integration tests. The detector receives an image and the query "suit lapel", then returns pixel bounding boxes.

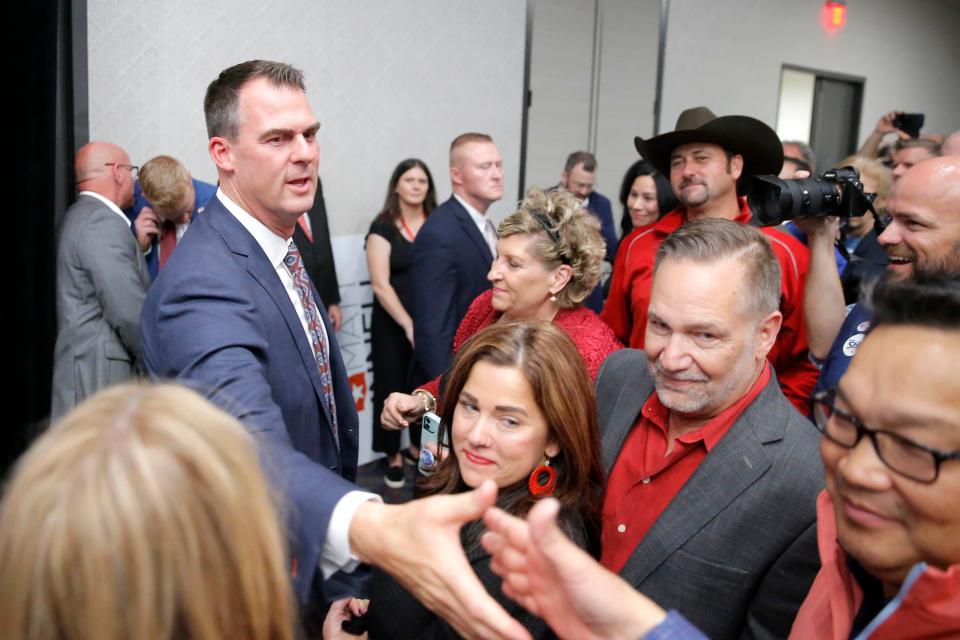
[206,201,335,430]
[618,375,787,586]
[450,199,494,264]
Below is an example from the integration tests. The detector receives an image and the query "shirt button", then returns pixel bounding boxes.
[617,523,626,533]
[642,477,651,484]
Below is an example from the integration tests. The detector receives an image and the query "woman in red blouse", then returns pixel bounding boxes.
[381,187,622,436]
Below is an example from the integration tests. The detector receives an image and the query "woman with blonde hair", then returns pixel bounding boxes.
[381,187,621,437]
[0,383,295,640]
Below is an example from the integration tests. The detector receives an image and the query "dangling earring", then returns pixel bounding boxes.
[549,291,558,303]
[528,458,557,497]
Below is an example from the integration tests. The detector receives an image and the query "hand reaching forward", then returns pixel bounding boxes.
[481,498,668,640]
[349,480,531,640]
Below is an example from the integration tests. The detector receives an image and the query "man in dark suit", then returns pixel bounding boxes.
[557,150,618,312]
[127,155,216,280]
[295,177,342,329]
[140,60,527,639]
[52,141,150,419]
[595,219,822,639]
[410,132,503,384]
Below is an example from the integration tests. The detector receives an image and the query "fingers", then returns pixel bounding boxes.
[349,598,369,616]
[443,565,533,640]
[381,394,413,430]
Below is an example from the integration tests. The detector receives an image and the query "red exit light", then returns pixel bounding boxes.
[822,0,848,30]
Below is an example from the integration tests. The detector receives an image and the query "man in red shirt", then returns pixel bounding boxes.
[596,219,823,639]
[603,106,818,413]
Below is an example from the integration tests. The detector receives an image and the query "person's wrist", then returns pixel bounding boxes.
[348,501,389,564]
[412,389,436,413]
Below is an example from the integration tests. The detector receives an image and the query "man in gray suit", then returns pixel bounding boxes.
[52,141,150,419]
[595,219,822,639]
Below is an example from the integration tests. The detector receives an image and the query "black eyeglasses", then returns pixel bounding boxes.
[812,389,960,483]
[105,162,139,178]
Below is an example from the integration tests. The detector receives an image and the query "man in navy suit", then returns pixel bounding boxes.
[410,132,503,384]
[140,61,526,639]
[558,151,617,312]
[127,155,216,280]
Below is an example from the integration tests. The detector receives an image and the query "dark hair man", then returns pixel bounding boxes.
[140,60,526,639]
[603,107,818,413]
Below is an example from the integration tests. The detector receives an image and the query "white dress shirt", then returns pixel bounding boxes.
[453,193,498,256]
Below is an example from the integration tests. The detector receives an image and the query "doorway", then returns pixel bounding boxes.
[775,65,864,172]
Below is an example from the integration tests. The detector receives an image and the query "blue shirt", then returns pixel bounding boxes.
[814,302,872,395]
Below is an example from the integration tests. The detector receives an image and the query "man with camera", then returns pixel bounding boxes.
[804,155,960,395]
[602,106,818,414]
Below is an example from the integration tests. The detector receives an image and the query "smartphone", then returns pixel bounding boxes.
[893,113,924,139]
[418,412,442,475]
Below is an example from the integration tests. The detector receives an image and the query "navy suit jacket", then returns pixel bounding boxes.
[410,196,494,384]
[125,178,217,280]
[140,195,361,604]
[585,190,618,262]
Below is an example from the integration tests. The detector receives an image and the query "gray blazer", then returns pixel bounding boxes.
[596,349,823,640]
[52,194,150,419]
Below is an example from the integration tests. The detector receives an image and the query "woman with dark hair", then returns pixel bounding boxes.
[367,158,438,488]
[328,321,605,639]
[617,159,677,237]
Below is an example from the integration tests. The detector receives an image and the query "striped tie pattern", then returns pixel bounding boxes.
[283,241,338,442]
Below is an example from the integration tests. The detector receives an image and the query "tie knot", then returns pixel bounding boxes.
[284,241,303,272]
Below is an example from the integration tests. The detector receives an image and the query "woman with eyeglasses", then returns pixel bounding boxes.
[380,188,621,443]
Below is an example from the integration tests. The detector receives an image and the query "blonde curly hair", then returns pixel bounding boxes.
[498,188,605,308]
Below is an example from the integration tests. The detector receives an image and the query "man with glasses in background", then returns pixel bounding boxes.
[52,141,150,419]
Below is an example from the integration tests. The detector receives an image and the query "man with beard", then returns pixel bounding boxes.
[603,107,818,414]
[594,218,823,639]
[811,155,960,395]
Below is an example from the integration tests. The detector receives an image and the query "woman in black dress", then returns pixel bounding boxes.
[326,322,606,639]
[366,159,437,488]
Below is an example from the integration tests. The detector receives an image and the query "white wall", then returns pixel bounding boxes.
[87,0,527,236]
[86,0,527,465]
[660,0,960,146]
[525,0,960,228]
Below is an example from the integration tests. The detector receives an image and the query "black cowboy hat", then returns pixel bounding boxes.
[635,106,783,177]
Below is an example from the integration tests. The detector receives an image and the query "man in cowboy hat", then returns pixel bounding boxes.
[602,106,818,414]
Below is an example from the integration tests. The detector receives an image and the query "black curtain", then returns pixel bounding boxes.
[6,0,83,475]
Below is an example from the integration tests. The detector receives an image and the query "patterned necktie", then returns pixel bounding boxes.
[283,241,338,442]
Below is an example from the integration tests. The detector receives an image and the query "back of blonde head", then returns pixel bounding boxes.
[0,384,294,640]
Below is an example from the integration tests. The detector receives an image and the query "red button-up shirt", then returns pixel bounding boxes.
[600,363,772,573]
[601,198,817,414]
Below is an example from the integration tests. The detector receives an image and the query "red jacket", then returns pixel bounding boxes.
[419,289,622,399]
[601,199,817,414]
[790,491,960,639]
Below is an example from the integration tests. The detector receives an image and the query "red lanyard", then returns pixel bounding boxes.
[400,218,417,241]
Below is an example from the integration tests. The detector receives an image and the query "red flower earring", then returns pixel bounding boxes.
[528,458,557,497]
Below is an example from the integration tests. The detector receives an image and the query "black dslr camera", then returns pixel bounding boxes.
[747,167,878,227]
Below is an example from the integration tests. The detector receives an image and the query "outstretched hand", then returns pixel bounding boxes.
[349,480,531,640]
[481,498,668,640]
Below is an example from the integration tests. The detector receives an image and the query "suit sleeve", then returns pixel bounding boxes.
[82,213,148,360]
[741,520,819,640]
[591,194,619,262]
[140,265,358,603]
[411,220,461,380]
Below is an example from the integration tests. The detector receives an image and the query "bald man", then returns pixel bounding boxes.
[810,155,960,395]
[51,141,150,419]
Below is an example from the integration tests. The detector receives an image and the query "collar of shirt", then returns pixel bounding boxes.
[642,361,771,451]
[217,189,290,268]
[655,196,752,239]
[79,191,129,226]
[453,193,490,235]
